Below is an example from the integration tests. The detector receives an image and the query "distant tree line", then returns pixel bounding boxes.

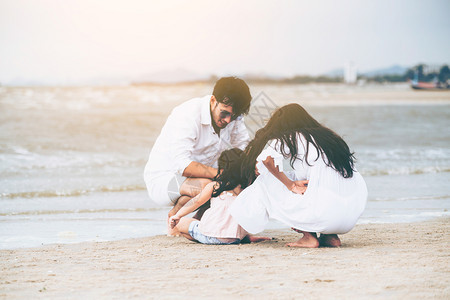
[244,75,341,84]
[134,64,450,86]
[360,64,450,83]
[243,64,450,84]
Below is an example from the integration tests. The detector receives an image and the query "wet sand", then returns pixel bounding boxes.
[1,218,449,299]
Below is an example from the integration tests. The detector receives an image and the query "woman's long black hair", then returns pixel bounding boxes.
[241,103,355,186]
[211,148,245,197]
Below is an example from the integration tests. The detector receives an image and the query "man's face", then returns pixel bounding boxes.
[210,96,236,129]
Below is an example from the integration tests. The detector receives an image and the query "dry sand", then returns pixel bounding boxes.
[1,218,449,299]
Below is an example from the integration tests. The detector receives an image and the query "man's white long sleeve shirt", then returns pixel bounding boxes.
[144,95,250,183]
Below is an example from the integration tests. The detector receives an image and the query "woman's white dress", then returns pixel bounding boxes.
[230,134,367,234]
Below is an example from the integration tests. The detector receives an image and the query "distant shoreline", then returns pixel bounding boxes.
[0,81,423,88]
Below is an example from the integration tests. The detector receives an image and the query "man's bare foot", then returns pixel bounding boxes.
[286,230,319,248]
[319,234,341,247]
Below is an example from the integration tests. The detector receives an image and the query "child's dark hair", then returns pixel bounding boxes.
[212,148,245,197]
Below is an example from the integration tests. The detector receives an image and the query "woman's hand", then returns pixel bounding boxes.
[255,164,260,176]
[290,180,309,195]
[264,156,307,194]
[262,156,275,169]
[169,215,180,229]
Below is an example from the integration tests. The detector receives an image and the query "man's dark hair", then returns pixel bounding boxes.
[212,77,252,116]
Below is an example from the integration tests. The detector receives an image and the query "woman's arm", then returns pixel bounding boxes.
[169,181,217,228]
[262,156,308,194]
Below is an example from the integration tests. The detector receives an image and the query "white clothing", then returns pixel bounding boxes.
[146,173,187,206]
[230,134,367,234]
[144,95,250,206]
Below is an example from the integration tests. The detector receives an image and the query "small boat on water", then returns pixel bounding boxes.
[411,80,450,90]
[411,80,438,90]
[410,72,449,90]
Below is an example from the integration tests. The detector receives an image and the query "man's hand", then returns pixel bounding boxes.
[169,215,180,229]
[290,180,309,195]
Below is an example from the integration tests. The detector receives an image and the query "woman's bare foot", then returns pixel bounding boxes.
[291,227,302,234]
[286,230,319,248]
[319,234,341,247]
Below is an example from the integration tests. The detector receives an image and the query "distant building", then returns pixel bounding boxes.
[344,61,357,84]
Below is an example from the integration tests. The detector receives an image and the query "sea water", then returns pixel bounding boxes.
[1,83,449,249]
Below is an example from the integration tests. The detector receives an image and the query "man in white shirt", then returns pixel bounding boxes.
[144,77,252,234]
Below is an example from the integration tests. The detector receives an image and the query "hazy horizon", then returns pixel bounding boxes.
[0,63,435,86]
[1,0,449,85]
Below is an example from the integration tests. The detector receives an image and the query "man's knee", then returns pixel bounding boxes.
[181,178,212,197]
[199,178,212,188]
[194,178,212,196]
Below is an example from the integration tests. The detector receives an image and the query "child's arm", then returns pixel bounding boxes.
[262,156,308,194]
[169,181,217,228]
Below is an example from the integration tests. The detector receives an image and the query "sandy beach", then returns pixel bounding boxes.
[1,218,448,299]
[1,86,450,298]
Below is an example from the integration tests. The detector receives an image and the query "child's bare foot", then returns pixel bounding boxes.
[286,230,319,248]
[167,228,180,237]
[167,219,180,237]
[319,234,341,247]
[248,236,272,243]
[240,235,272,244]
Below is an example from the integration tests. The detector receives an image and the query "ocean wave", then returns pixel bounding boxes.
[357,211,450,224]
[358,148,450,161]
[0,150,147,173]
[0,184,147,199]
[360,166,450,176]
[0,207,163,217]
[369,195,450,202]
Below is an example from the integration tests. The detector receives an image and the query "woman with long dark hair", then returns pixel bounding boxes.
[230,103,367,248]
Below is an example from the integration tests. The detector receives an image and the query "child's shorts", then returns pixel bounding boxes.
[188,221,240,245]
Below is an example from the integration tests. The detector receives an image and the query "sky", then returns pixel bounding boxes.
[0,0,449,85]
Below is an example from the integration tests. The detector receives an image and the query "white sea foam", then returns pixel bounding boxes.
[360,166,450,176]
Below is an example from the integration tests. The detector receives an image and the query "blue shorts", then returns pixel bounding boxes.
[188,221,240,245]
